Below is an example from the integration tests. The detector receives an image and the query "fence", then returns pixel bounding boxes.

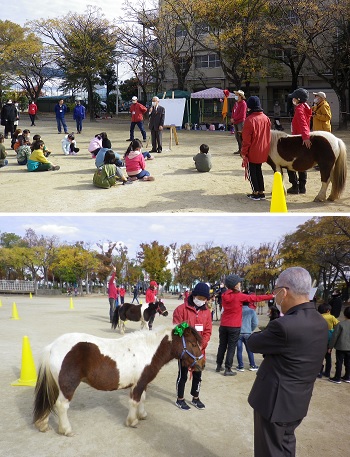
[0,280,35,293]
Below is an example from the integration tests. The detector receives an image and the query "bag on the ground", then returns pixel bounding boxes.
[93,164,117,188]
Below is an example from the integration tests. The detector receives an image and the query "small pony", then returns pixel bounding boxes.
[267,130,347,202]
[33,323,204,436]
[111,300,168,334]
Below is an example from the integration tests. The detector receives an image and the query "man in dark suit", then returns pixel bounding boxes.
[247,267,328,457]
[148,96,165,153]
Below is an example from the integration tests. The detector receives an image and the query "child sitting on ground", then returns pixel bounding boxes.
[93,150,131,188]
[88,133,103,158]
[61,132,79,155]
[193,143,212,172]
[124,139,155,181]
[0,134,8,168]
[16,136,32,165]
[27,139,60,172]
[31,134,51,157]
[11,128,22,149]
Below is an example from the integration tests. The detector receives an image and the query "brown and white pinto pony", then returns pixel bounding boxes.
[111,300,168,334]
[33,324,204,436]
[267,130,347,202]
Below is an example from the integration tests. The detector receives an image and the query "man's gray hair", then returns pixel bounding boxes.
[153,96,159,101]
[277,267,311,296]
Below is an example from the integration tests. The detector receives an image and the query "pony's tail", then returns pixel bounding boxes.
[33,347,59,426]
[111,306,120,330]
[330,138,347,200]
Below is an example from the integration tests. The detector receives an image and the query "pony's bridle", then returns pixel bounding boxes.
[180,335,204,368]
[156,302,166,315]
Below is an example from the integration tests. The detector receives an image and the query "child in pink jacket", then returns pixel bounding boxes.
[124,139,155,181]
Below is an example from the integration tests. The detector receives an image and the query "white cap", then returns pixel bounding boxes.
[313,91,326,100]
[132,96,137,101]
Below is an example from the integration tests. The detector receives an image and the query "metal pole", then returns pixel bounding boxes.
[116,60,119,116]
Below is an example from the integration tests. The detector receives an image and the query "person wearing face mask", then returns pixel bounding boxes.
[126,96,147,142]
[148,96,165,153]
[216,274,274,376]
[286,88,312,195]
[173,282,212,410]
[247,267,328,457]
[312,92,332,132]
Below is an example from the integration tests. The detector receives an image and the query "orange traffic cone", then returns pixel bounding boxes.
[270,172,288,213]
[11,302,20,320]
[69,297,74,310]
[11,336,37,386]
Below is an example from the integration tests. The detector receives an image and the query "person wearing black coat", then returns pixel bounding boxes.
[1,100,18,139]
[247,267,328,457]
[148,96,165,153]
[329,290,343,318]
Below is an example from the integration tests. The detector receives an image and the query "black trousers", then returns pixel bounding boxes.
[176,360,202,399]
[151,128,163,152]
[247,162,265,193]
[334,349,350,379]
[254,410,303,457]
[216,326,241,369]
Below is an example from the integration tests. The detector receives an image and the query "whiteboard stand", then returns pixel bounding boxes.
[169,125,179,150]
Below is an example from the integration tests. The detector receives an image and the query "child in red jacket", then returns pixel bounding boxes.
[173,282,212,410]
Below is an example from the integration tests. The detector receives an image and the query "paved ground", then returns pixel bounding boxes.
[1,115,350,212]
[0,294,349,457]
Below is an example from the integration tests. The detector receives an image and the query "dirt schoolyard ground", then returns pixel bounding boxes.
[0,294,349,457]
[1,114,350,213]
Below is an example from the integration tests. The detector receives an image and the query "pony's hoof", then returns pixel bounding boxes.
[327,196,335,201]
[313,196,325,202]
[138,412,147,420]
[35,422,51,433]
[59,428,74,437]
[125,418,139,428]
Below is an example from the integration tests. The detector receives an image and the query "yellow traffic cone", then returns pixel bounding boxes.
[0,298,2,307]
[11,336,37,386]
[29,292,32,299]
[11,302,20,320]
[70,297,74,310]
[270,172,288,213]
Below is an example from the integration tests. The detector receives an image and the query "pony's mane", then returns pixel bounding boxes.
[270,129,289,151]
[118,325,174,344]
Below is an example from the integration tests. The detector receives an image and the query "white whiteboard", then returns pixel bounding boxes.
[158,98,186,126]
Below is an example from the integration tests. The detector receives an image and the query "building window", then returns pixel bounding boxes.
[175,25,187,37]
[195,54,221,68]
[287,10,298,25]
[195,23,210,35]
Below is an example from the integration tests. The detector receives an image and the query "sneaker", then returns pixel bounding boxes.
[175,399,191,410]
[215,365,223,372]
[191,398,205,409]
[126,138,132,141]
[329,377,341,384]
[258,193,266,200]
[147,155,154,160]
[122,180,133,185]
[224,369,237,377]
[247,193,261,201]
[142,176,155,181]
[51,165,60,171]
[341,376,350,383]
[249,365,259,371]
[233,151,241,155]
[235,366,245,372]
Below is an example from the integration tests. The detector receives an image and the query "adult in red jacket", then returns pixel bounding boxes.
[241,96,271,201]
[231,90,247,155]
[216,274,274,376]
[108,267,119,323]
[127,96,147,142]
[173,282,212,410]
[28,101,38,126]
[287,88,312,195]
[146,280,158,330]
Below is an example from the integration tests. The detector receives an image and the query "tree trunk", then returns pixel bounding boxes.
[87,79,95,122]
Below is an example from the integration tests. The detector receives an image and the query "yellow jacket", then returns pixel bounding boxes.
[312,99,332,132]
[29,148,50,164]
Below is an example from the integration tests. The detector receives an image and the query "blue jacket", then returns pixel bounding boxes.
[240,305,258,334]
[73,104,86,119]
[55,103,68,118]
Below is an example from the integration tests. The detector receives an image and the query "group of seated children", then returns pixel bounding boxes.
[92,136,155,189]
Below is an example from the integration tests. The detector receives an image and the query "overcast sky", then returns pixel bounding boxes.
[0,214,314,257]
